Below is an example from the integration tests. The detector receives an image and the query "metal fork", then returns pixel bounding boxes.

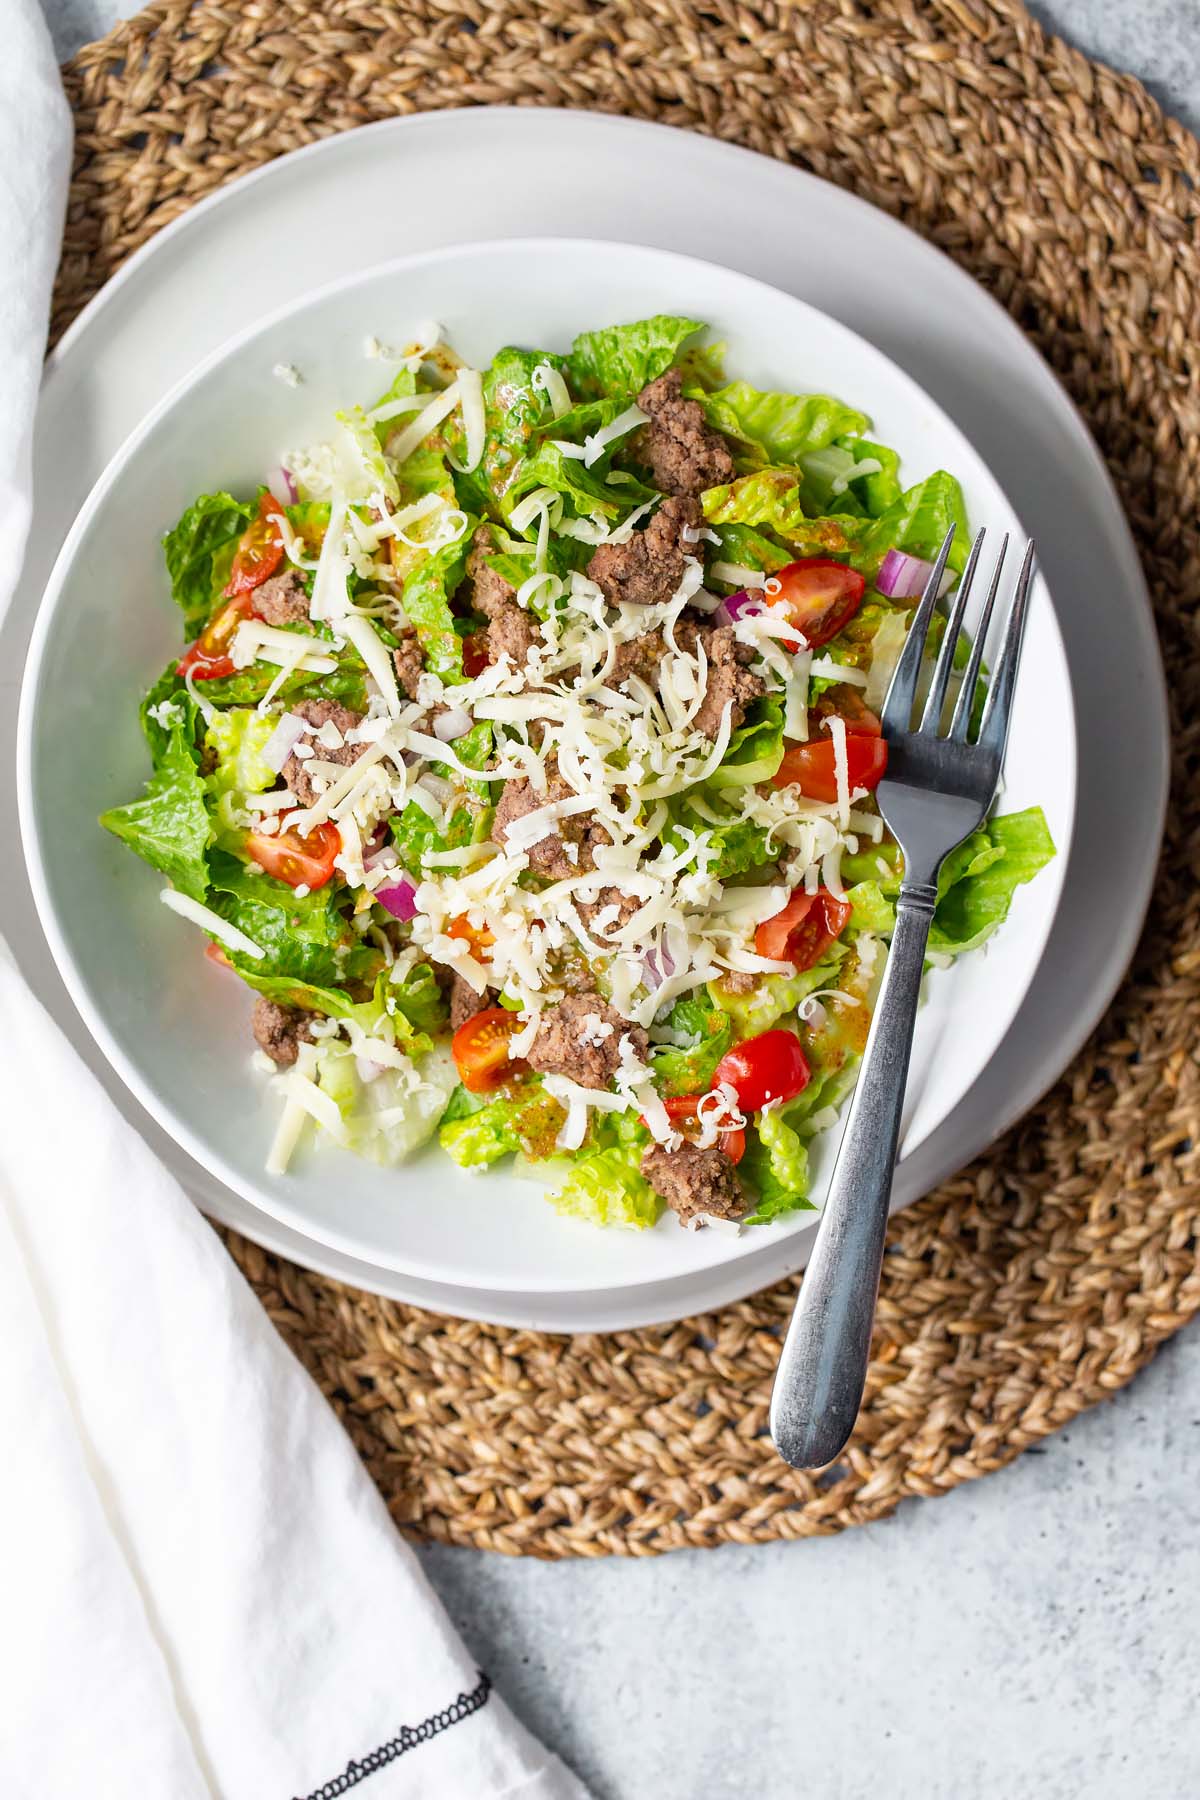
[769,525,1036,1470]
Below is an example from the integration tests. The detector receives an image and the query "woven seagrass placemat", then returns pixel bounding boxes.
[56,0,1200,1555]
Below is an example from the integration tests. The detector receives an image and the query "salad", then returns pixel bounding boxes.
[102,314,1054,1233]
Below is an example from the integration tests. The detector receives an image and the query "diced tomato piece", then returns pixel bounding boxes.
[447,914,496,957]
[714,1029,811,1113]
[204,942,233,971]
[771,558,865,648]
[651,1093,746,1165]
[452,1006,525,1093]
[225,492,287,596]
[245,821,341,891]
[462,632,490,678]
[754,889,852,970]
[773,734,888,804]
[176,590,259,681]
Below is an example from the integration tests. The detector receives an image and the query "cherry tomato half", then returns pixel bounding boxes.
[811,685,881,737]
[452,1006,525,1093]
[755,889,852,970]
[772,558,865,648]
[656,1093,746,1165]
[176,590,259,681]
[462,632,490,678]
[245,821,341,891]
[225,492,287,596]
[713,1029,811,1113]
[773,734,889,804]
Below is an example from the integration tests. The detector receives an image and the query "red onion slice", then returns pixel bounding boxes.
[713,588,767,628]
[375,876,418,922]
[261,711,307,772]
[876,548,953,599]
[267,465,298,506]
[433,705,474,742]
[643,938,677,990]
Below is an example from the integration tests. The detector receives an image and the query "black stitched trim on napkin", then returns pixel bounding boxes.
[292,1671,493,1799]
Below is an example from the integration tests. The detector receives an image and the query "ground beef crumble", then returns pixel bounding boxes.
[253,568,311,628]
[641,1141,746,1228]
[492,760,612,881]
[634,367,735,497]
[251,998,316,1068]
[281,699,366,806]
[467,527,538,668]
[587,496,702,607]
[526,992,648,1090]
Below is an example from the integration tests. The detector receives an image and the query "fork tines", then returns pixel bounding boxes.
[882,524,1036,762]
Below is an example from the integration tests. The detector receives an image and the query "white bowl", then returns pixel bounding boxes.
[18,239,1074,1294]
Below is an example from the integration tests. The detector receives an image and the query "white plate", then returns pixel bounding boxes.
[19,236,1073,1293]
[6,110,1165,1327]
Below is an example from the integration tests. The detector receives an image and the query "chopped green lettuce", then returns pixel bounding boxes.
[860,470,969,574]
[709,944,849,1038]
[204,707,276,798]
[438,1079,566,1170]
[706,522,793,582]
[566,314,702,400]
[232,972,356,1016]
[650,990,735,1096]
[548,1147,660,1230]
[208,852,378,988]
[741,1108,814,1224]
[389,720,494,874]
[162,492,253,637]
[845,807,1055,956]
[399,525,475,681]
[315,1042,458,1166]
[663,795,772,881]
[100,721,212,901]
[387,961,450,1035]
[139,665,201,764]
[707,699,785,790]
[201,660,368,714]
[684,379,868,467]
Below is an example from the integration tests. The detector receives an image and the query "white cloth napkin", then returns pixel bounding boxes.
[0,10,586,1798]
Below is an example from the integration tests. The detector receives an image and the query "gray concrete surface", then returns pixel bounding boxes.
[35,2,1200,1795]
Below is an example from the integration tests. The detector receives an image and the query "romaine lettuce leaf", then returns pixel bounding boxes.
[706,522,793,582]
[139,665,201,765]
[201,660,368,714]
[208,851,378,988]
[387,961,450,1035]
[684,379,868,467]
[649,990,735,1096]
[548,1147,661,1230]
[741,1107,814,1224]
[860,470,969,574]
[707,699,785,790]
[444,346,567,517]
[566,315,703,401]
[702,472,866,558]
[100,721,213,901]
[438,1078,566,1169]
[232,972,356,1016]
[315,1041,458,1166]
[929,807,1056,953]
[709,944,849,1038]
[844,807,1055,955]
[204,707,277,798]
[663,795,773,881]
[504,440,649,525]
[399,524,475,680]
[162,492,253,637]
[389,721,494,873]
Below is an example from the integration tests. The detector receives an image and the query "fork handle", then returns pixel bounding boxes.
[770,880,938,1469]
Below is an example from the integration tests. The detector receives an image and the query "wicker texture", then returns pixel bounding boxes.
[56,0,1200,1556]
